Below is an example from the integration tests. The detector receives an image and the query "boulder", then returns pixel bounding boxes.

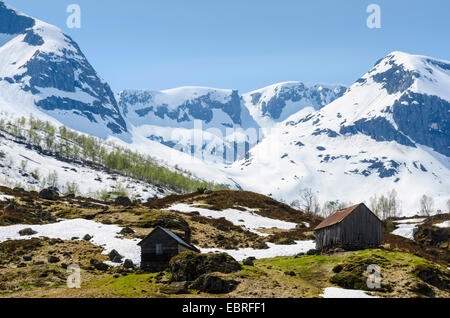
[83,234,93,241]
[307,249,318,255]
[169,251,242,282]
[19,228,37,236]
[284,271,296,276]
[90,259,109,271]
[114,196,132,206]
[47,256,60,264]
[242,257,256,266]
[275,238,296,245]
[252,241,269,249]
[38,188,59,201]
[119,227,135,235]
[108,250,123,263]
[192,273,239,294]
[123,259,135,269]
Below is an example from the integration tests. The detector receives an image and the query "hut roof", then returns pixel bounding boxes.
[314,203,368,231]
[138,226,199,252]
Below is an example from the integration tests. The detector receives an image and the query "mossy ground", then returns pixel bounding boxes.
[2,247,448,298]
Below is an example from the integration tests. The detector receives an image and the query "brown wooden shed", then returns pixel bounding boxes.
[314,203,382,250]
[138,226,200,272]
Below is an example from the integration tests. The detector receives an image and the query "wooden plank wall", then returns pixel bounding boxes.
[316,205,382,250]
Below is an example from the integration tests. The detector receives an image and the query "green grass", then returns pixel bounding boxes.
[252,249,437,287]
[87,273,161,298]
[237,265,268,279]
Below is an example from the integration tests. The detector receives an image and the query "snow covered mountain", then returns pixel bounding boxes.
[229,52,450,214]
[243,82,347,127]
[118,83,346,163]
[117,87,260,163]
[0,2,128,139]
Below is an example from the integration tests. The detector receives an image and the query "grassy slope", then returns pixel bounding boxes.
[0,187,449,298]
[3,249,449,298]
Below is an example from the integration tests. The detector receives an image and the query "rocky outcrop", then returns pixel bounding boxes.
[19,228,37,236]
[108,250,123,263]
[38,188,60,201]
[114,196,132,206]
[169,251,242,282]
[90,259,109,271]
[393,92,450,157]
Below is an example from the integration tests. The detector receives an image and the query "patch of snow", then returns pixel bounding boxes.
[0,135,162,201]
[167,203,298,236]
[435,221,450,228]
[0,219,142,266]
[393,218,426,224]
[0,195,14,201]
[320,287,379,298]
[200,240,315,262]
[392,218,425,240]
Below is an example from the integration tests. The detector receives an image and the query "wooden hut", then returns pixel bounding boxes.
[314,203,382,250]
[138,226,199,272]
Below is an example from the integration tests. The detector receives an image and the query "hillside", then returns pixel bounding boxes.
[0,187,448,298]
[0,115,226,200]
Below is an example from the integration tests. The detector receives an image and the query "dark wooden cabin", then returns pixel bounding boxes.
[138,226,200,272]
[314,203,382,250]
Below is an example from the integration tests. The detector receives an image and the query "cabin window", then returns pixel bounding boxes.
[156,244,163,255]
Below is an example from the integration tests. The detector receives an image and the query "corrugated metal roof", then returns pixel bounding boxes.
[314,204,362,231]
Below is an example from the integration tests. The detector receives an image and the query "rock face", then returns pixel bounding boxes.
[392,92,450,157]
[340,52,450,157]
[243,82,347,125]
[169,251,242,282]
[38,188,59,201]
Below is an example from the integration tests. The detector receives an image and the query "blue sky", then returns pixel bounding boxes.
[6,0,450,92]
